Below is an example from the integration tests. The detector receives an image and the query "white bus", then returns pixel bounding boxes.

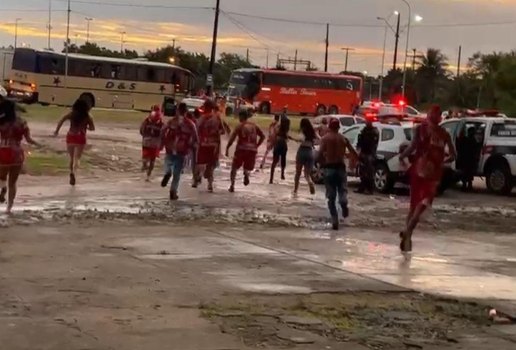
[1,48,14,86]
[7,48,193,109]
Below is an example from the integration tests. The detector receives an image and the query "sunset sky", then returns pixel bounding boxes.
[2,0,516,74]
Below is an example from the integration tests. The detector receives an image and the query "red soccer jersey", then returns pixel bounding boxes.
[162,118,198,156]
[235,121,264,152]
[197,115,224,148]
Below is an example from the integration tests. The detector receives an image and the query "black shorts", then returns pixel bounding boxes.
[273,139,288,159]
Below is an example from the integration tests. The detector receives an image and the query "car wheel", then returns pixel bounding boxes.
[486,163,513,195]
[316,105,326,116]
[374,162,395,193]
[328,105,338,115]
[259,102,271,115]
[311,162,324,185]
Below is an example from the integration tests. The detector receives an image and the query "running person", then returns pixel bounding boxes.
[399,105,456,252]
[318,119,358,230]
[225,111,265,193]
[260,114,280,169]
[269,114,290,183]
[290,118,318,195]
[140,105,164,181]
[54,99,95,186]
[194,101,226,192]
[160,103,198,200]
[0,86,41,213]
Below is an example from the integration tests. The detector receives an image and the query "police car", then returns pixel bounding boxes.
[441,116,516,195]
[312,120,415,193]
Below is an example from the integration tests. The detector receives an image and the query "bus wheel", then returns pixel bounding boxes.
[316,105,326,116]
[259,102,271,115]
[79,93,95,108]
[328,105,338,115]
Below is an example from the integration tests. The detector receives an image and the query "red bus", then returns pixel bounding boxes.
[227,68,363,115]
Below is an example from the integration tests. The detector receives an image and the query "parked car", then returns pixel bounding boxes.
[358,102,425,120]
[441,116,516,195]
[312,122,415,193]
[312,114,366,134]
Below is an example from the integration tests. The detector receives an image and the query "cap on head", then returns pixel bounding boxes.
[329,118,340,131]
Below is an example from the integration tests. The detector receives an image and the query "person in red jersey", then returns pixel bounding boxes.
[160,103,198,200]
[193,100,226,192]
[399,105,456,253]
[226,111,265,193]
[54,98,95,186]
[140,105,164,181]
[0,86,41,213]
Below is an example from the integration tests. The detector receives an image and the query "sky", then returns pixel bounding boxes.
[2,0,516,75]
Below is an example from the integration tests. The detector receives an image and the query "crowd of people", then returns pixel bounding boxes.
[0,85,457,253]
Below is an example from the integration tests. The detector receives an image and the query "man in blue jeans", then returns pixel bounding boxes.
[161,103,198,200]
[318,118,358,230]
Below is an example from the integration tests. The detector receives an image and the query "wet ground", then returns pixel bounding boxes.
[0,119,515,349]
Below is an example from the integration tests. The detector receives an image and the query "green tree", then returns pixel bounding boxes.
[414,48,449,104]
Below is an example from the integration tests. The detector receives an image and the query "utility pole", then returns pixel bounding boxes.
[14,18,21,49]
[393,12,400,70]
[120,31,126,52]
[47,0,52,49]
[208,0,221,92]
[457,45,462,77]
[172,39,176,50]
[85,17,93,43]
[246,48,249,63]
[411,48,417,70]
[266,48,269,69]
[341,47,354,73]
[65,0,71,87]
[324,23,329,72]
[294,50,298,71]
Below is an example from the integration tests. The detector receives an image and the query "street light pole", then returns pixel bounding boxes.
[14,18,21,49]
[47,0,52,49]
[65,0,71,87]
[393,12,401,71]
[120,31,126,52]
[85,17,93,43]
[208,0,221,92]
[377,14,396,100]
[401,0,411,98]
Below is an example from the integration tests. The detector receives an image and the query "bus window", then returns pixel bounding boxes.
[146,68,156,82]
[111,65,121,79]
[12,49,37,72]
[37,54,64,75]
[124,64,138,81]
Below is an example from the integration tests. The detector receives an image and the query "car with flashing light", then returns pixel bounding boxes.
[312,114,366,134]
[358,101,425,120]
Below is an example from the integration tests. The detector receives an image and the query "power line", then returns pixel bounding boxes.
[54,0,212,10]
[221,11,279,53]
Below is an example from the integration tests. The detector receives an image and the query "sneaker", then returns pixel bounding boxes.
[243,173,250,186]
[161,173,172,188]
[228,185,235,193]
[169,190,179,201]
[281,174,286,180]
[0,187,6,204]
[207,184,214,193]
[341,204,349,219]
[69,173,76,186]
[332,218,339,231]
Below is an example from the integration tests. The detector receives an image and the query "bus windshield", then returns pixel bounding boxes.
[228,71,261,100]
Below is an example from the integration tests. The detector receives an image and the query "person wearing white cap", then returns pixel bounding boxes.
[0,86,41,213]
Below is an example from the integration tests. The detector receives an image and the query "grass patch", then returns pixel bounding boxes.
[25,151,72,176]
[21,103,302,132]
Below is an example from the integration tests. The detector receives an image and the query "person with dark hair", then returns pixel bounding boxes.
[160,102,198,200]
[317,117,330,138]
[225,111,265,193]
[54,98,95,186]
[269,113,290,183]
[193,100,226,192]
[140,105,164,181]
[290,118,318,195]
[399,105,456,252]
[456,127,481,191]
[318,118,358,230]
[260,114,280,169]
[0,86,41,213]
[355,119,379,194]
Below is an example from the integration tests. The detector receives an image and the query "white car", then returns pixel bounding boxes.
[312,122,415,193]
[441,116,516,195]
[312,114,366,134]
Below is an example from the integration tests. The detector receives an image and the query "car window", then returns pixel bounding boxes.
[441,121,460,139]
[491,121,516,137]
[356,117,366,124]
[404,106,419,115]
[343,126,363,144]
[340,117,355,127]
[381,128,395,141]
[403,127,413,141]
